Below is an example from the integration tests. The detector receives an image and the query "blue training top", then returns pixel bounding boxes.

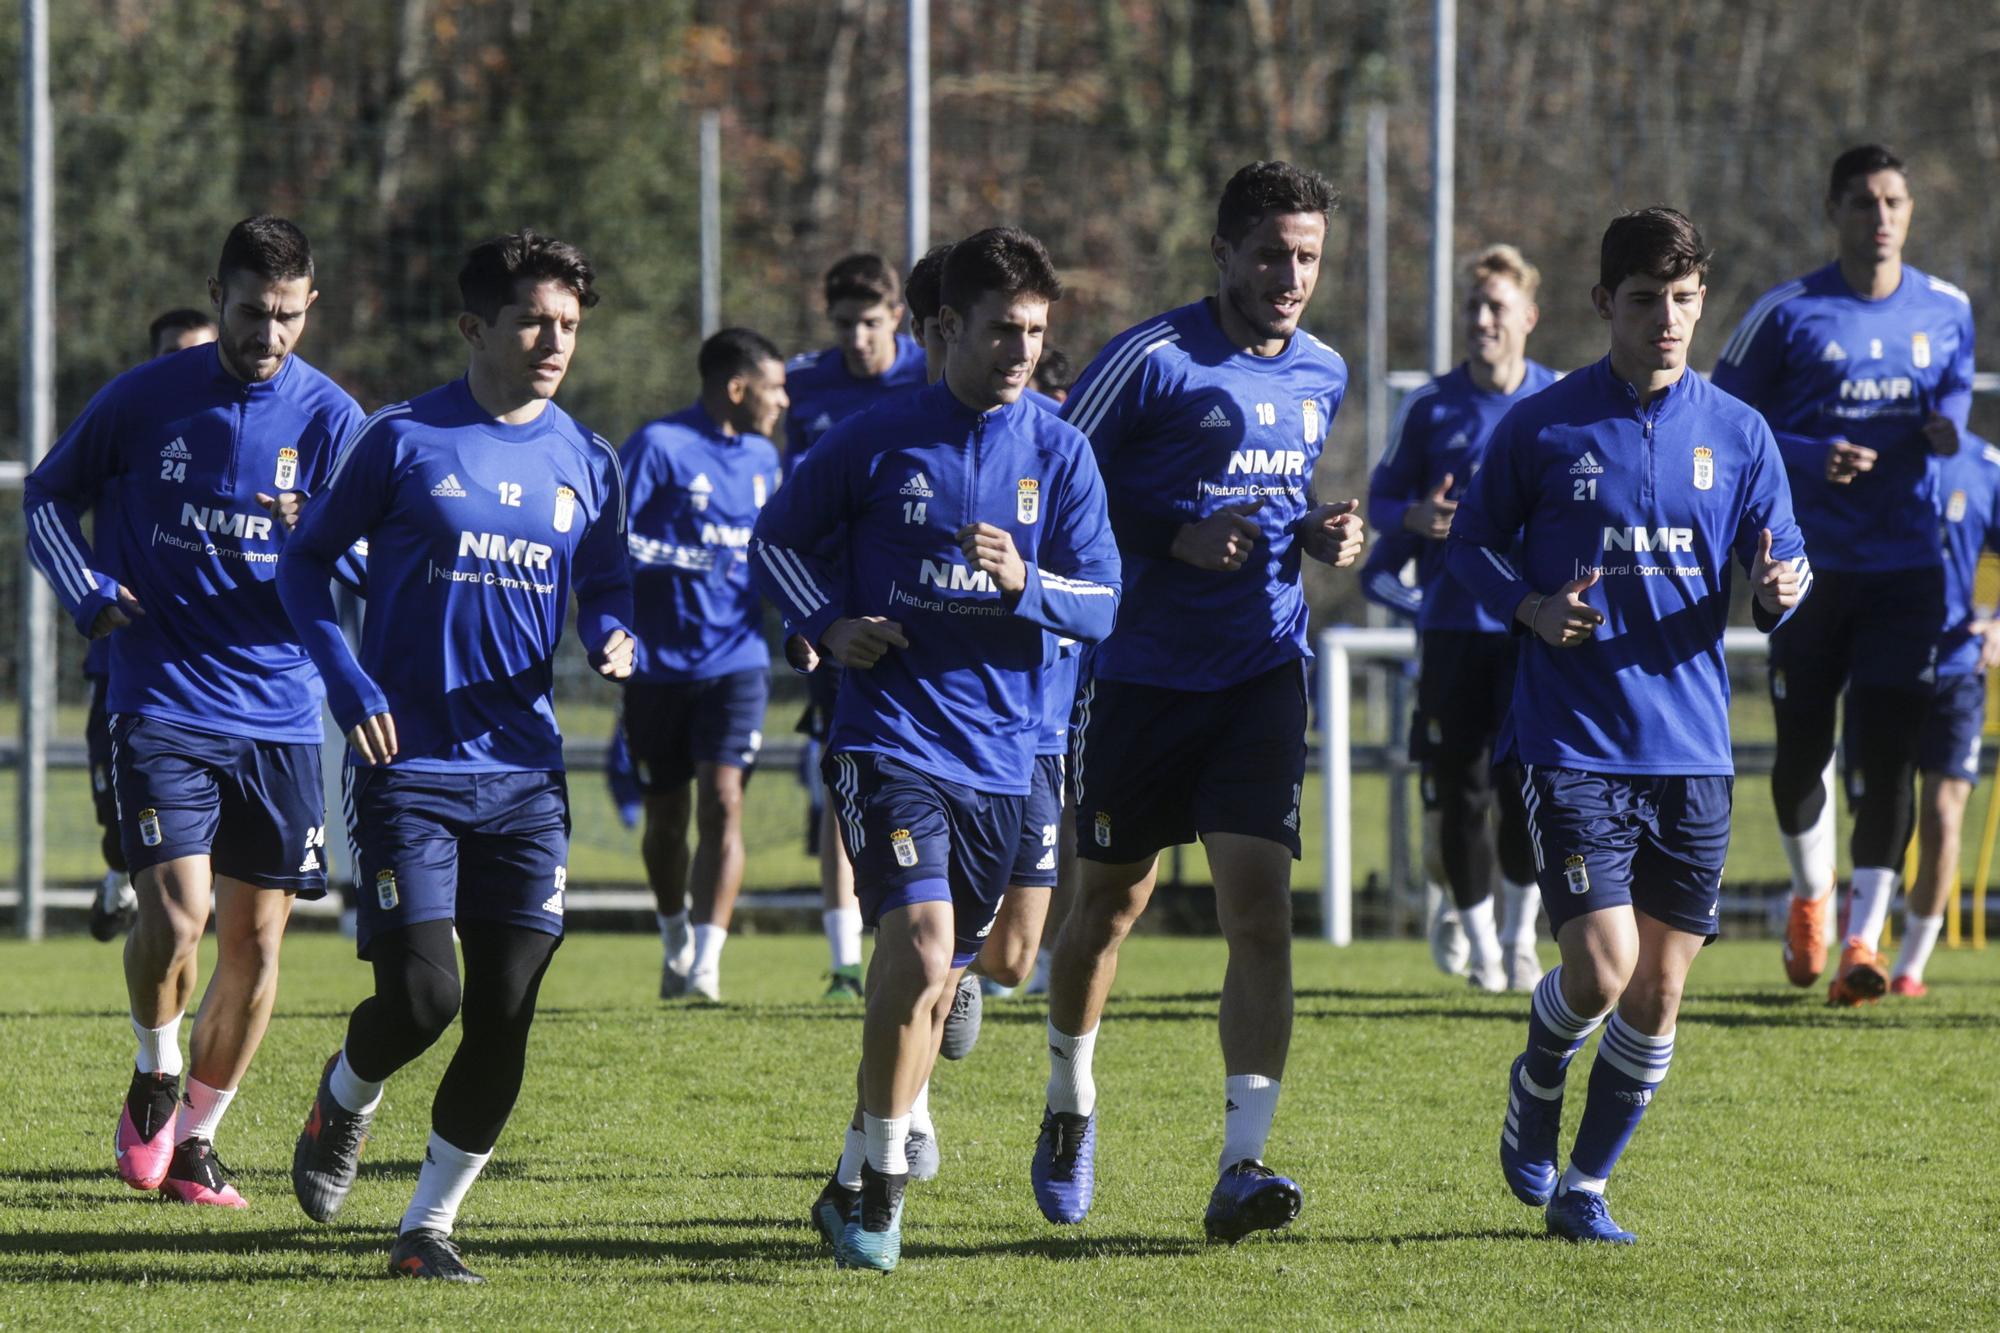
[784,336,928,459]
[278,378,633,772]
[1447,358,1809,776]
[1933,433,2000,679]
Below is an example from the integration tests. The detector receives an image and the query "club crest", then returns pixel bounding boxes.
[553,485,576,533]
[1912,332,1931,369]
[1017,478,1040,524]
[275,447,298,490]
[1692,446,1713,491]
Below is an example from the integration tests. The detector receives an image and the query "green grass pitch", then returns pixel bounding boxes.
[2,932,1997,1327]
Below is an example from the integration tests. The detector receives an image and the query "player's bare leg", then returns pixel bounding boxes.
[116,856,211,1190]
[820,800,864,998]
[1894,773,1968,994]
[685,761,747,1001]
[975,884,1051,990]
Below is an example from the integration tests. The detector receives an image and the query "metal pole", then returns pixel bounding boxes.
[1428,0,1456,375]
[19,0,54,940]
[1319,630,1352,946]
[699,110,721,339]
[1366,105,1390,466]
[905,0,930,271]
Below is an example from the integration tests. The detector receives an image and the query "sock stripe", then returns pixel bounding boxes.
[1530,968,1601,1038]
[1595,1017,1675,1083]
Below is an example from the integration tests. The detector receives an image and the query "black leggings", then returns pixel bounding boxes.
[1436,755,1537,909]
[343,919,562,1155]
[1772,684,1924,869]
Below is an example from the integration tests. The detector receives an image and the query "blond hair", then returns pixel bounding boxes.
[1466,243,1540,302]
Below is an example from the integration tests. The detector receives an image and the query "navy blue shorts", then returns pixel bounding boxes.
[623,670,768,792]
[109,713,326,894]
[1010,754,1067,888]
[825,750,1025,968]
[1520,766,1731,938]
[1920,674,1987,784]
[344,766,570,956]
[86,676,118,836]
[1770,566,1944,703]
[1072,662,1307,862]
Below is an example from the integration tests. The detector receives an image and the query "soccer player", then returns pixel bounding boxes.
[754,227,1121,1271]
[1369,245,1558,992]
[83,309,223,943]
[1873,432,2000,994]
[1033,346,1074,404]
[786,254,929,999]
[619,328,787,1003]
[1711,144,1976,1002]
[280,230,632,1283]
[1036,160,1364,1242]
[23,217,362,1206]
[1452,207,1808,1244]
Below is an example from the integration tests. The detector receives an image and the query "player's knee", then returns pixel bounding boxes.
[1617,972,1683,1033]
[978,937,1034,988]
[1218,888,1292,959]
[694,782,743,837]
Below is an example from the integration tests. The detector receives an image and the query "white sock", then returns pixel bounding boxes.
[1781,762,1838,900]
[132,1013,184,1079]
[909,1080,934,1137]
[1558,1165,1607,1195]
[1462,897,1502,973]
[658,910,688,950]
[1894,913,1944,982]
[330,1046,385,1116]
[1499,880,1541,946]
[400,1132,492,1237]
[691,923,726,977]
[1045,1020,1099,1116]
[1220,1073,1281,1172]
[177,1078,236,1145]
[836,1124,866,1189]
[1847,866,1898,951]
[862,1112,910,1176]
[825,908,863,971]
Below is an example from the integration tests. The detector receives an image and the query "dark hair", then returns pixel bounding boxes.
[939,227,1062,316]
[459,228,600,325]
[216,215,314,286]
[1828,143,1905,200]
[823,253,901,309]
[1033,347,1073,395]
[148,307,214,351]
[1598,207,1712,292]
[1215,161,1338,245]
[698,327,783,388]
[905,244,954,325]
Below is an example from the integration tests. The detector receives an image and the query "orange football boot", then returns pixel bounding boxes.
[1826,936,1889,1007]
[1889,975,1927,998]
[1782,894,1831,987]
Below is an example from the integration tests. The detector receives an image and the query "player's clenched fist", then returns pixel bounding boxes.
[1297,498,1365,567]
[1173,497,1264,572]
[1403,472,1457,540]
[256,489,307,531]
[592,628,635,680]
[956,522,1027,597]
[1751,528,1803,615]
[822,616,909,669]
[1824,439,1877,484]
[1523,568,1605,648]
[349,710,398,766]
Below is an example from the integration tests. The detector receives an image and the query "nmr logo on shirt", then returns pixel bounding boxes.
[918,559,996,593]
[180,504,273,541]
[458,531,553,568]
[1227,449,1306,475]
[1839,377,1915,402]
[700,521,753,548]
[1602,526,1694,553]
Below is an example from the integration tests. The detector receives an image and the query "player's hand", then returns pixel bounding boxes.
[1172,497,1264,572]
[1752,528,1803,615]
[1975,618,2000,673]
[592,628,634,680]
[785,633,821,674]
[822,616,908,669]
[1923,414,1961,458]
[349,711,398,766]
[87,584,145,639]
[255,490,305,532]
[956,522,1027,597]
[1825,440,1877,484]
[1524,569,1604,647]
[1402,473,1457,540]
[1298,499,1366,567]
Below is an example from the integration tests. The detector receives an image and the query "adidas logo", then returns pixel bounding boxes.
[298,849,320,873]
[810,412,833,434]
[541,889,565,916]
[1225,1098,1240,1112]
[160,436,192,461]
[689,473,714,494]
[430,473,467,497]
[1199,405,1232,429]
[1821,340,1847,362]
[1036,849,1056,871]
[1569,452,1604,476]
[900,472,934,498]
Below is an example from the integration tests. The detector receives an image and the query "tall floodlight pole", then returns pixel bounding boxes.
[19,0,54,940]
[699,110,721,339]
[906,0,930,270]
[1365,106,1389,467]
[1428,0,1456,374]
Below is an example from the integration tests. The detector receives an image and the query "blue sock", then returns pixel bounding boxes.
[1562,1015,1675,1192]
[1520,967,1607,1094]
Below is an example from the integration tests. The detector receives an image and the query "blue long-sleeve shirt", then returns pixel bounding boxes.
[1934,434,2000,679]
[1711,262,1975,572]
[24,343,363,742]
[618,404,782,682]
[1446,359,1809,776]
[1060,299,1348,691]
[1358,527,1424,622]
[277,378,633,772]
[1369,361,1559,632]
[784,336,928,459]
[750,381,1121,793]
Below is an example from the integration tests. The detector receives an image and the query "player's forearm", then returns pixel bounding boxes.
[22,495,115,631]
[750,535,843,648]
[575,579,635,659]
[276,545,386,730]
[1444,534,1534,631]
[1010,563,1120,644]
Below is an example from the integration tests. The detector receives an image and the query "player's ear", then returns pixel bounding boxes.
[1210,235,1230,270]
[207,276,223,313]
[727,373,750,406]
[1590,285,1613,322]
[457,311,485,348]
[1522,302,1540,336]
[938,304,961,346]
